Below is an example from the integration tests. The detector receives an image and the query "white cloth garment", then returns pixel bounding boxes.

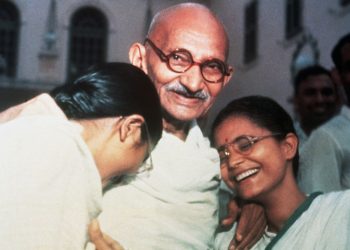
[0,115,102,250]
[215,191,350,249]
[0,93,66,123]
[298,106,350,193]
[95,122,221,250]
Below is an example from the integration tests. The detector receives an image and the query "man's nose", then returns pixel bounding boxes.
[315,91,326,103]
[180,65,205,92]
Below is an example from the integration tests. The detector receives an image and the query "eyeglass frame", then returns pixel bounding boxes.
[217,133,283,164]
[144,38,232,83]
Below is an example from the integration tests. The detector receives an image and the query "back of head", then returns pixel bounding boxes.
[50,62,162,146]
[331,33,350,71]
[293,65,333,95]
[211,95,299,176]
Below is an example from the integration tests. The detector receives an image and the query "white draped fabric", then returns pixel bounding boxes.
[215,191,350,250]
[0,115,102,249]
[95,122,221,250]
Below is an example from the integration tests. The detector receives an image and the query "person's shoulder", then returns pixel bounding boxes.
[318,190,350,204]
[1,115,83,148]
[0,93,65,124]
[324,106,350,127]
[308,107,349,139]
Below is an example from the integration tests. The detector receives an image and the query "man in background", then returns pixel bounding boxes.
[299,33,350,193]
[292,65,339,148]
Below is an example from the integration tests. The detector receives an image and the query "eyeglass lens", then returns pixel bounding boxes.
[218,134,281,163]
[167,50,227,82]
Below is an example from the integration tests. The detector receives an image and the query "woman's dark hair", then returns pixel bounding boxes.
[211,95,299,177]
[50,62,162,147]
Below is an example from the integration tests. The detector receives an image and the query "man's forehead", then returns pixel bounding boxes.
[157,28,228,61]
[150,8,229,59]
[300,75,333,86]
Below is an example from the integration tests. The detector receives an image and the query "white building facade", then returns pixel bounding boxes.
[0,0,349,123]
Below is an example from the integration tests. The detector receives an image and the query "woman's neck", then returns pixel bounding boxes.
[263,175,306,233]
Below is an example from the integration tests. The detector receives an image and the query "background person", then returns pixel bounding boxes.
[212,95,350,249]
[0,62,162,249]
[298,33,350,193]
[292,65,339,148]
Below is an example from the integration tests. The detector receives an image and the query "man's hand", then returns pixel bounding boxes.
[88,219,125,250]
[220,198,266,250]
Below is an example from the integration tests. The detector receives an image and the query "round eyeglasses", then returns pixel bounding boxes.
[144,38,232,83]
[217,134,282,165]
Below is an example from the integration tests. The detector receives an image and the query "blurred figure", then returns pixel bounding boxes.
[331,33,350,102]
[298,33,350,193]
[292,65,339,147]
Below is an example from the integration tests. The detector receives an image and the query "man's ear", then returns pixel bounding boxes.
[129,42,148,74]
[222,66,234,88]
[119,114,145,143]
[282,133,298,160]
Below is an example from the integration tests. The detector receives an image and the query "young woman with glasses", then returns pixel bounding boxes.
[0,62,162,249]
[211,95,350,249]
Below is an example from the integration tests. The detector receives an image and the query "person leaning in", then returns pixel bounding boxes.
[0,62,162,250]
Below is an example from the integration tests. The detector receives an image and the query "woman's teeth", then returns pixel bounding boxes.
[236,169,259,182]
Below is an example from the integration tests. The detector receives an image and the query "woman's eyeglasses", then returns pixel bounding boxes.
[217,134,282,164]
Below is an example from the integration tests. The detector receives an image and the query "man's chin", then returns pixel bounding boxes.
[162,108,204,123]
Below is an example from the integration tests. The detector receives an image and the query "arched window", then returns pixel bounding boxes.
[244,0,258,64]
[0,1,20,77]
[285,0,303,39]
[67,7,108,81]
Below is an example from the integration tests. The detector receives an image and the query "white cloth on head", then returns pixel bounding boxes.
[94,122,221,250]
[298,105,350,193]
[215,191,350,249]
[0,115,102,250]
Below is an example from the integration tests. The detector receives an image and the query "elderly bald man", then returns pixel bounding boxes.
[95,3,264,250]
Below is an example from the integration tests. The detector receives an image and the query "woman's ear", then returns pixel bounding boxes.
[129,42,148,74]
[119,114,145,143]
[282,133,298,160]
